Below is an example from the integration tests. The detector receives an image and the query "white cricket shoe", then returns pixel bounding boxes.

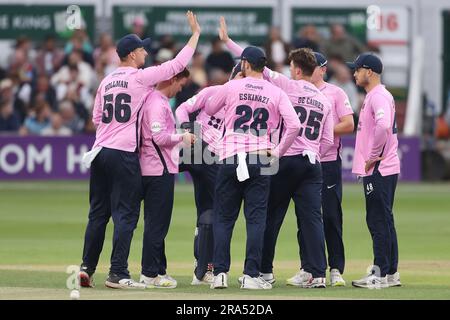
[286,269,312,287]
[330,269,346,287]
[352,274,388,289]
[260,273,276,284]
[303,277,327,289]
[191,271,215,286]
[140,274,177,289]
[105,274,147,290]
[210,272,228,289]
[387,272,402,287]
[240,274,272,290]
[238,272,276,285]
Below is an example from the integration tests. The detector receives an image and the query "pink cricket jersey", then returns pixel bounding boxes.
[225,40,334,161]
[204,77,300,160]
[139,90,183,176]
[91,46,194,152]
[352,84,400,177]
[175,85,224,155]
[318,82,354,162]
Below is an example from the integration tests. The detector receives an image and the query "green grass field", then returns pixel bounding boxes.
[0,181,450,300]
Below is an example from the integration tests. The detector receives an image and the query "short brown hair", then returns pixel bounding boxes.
[288,48,317,76]
[174,68,190,79]
[247,61,265,73]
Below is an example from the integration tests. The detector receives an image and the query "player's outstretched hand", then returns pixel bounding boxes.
[187,10,201,35]
[182,132,196,146]
[218,16,229,42]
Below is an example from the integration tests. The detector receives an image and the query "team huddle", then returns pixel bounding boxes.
[78,12,401,291]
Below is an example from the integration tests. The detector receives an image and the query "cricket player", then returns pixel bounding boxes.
[220,17,334,288]
[205,46,300,290]
[139,69,195,289]
[175,64,243,286]
[78,11,201,289]
[347,53,401,288]
[311,52,354,286]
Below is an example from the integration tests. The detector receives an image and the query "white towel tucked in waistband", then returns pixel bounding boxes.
[302,150,317,164]
[236,152,250,182]
[82,147,103,169]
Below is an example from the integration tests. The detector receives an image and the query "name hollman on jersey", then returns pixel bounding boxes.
[105,80,129,92]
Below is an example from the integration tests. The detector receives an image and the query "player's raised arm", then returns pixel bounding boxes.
[219,16,292,92]
[271,91,301,158]
[139,11,201,87]
[175,87,213,124]
[205,84,227,116]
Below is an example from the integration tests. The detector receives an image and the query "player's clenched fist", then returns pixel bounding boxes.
[182,132,196,146]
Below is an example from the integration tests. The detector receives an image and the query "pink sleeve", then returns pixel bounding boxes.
[335,88,354,118]
[262,67,292,92]
[175,99,195,124]
[92,86,103,126]
[272,91,301,157]
[205,84,228,116]
[149,104,182,147]
[319,107,335,156]
[225,39,244,56]
[138,45,195,87]
[369,94,392,159]
[175,87,211,123]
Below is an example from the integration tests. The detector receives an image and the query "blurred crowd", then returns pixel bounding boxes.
[0,22,431,138]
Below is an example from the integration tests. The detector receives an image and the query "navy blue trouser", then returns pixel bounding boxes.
[261,155,327,278]
[82,147,142,279]
[213,154,271,278]
[180,156,218,279]
[141,173,175,278]
[363,169,399,277]
[321,158,345,274]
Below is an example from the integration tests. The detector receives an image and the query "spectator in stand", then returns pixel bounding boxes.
[41,112,72,136]
[8,47,36,108]
[154,48,174,65]
[35,34,64,77]
[323,24,365,62]
[65,29,93,55]
[206,36,235,75]
[59,99,85,134]
[0,98,20,133]
[132,16,150,40]
[292,24,321,52]
[264,26,291,73]
[20,99,51,135]
[328,62,360,117]
[190,51,208,88]
[93,33,120,78]
[31,75,58,112]
[64,32,94,67]
[0,76,27,124]
[51,50,95,108]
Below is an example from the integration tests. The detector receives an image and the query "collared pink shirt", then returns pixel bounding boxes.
[139,90,182,176]
[92,45,194,152]
[318,82,354,162]
[352,84,400,176]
